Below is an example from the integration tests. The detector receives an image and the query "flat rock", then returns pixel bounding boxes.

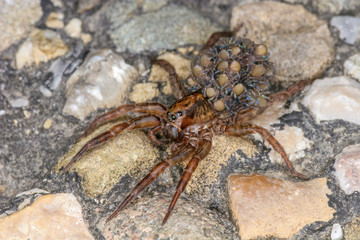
[231,1,334,82]
[228,174,335,239]
[129,82,160,103]
[344,53,360,80]
[56,127,160,197]
[15,28,69,69]
[0,193,94,240]
[302,76,360,125]
[63,49,138,120]
[344,216,360,240]
[109,4,220,53]
[0,0,42,52]
[334,144,360,195]
[102,194,236,240]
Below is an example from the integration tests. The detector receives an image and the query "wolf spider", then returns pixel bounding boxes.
[61,31,312,225]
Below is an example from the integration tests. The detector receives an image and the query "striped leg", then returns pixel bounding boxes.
[162,138,212,225]
[152,59,186,100]
[106,145,197,223]
[61,115,161,173]
[225,123,307,179]
[80,103,167,139]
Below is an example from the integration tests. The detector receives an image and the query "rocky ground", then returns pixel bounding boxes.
[1,0,360,239]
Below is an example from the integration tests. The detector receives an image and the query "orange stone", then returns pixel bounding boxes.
[228,174,335,240]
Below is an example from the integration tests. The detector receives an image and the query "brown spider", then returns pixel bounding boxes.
[61,32,312,225]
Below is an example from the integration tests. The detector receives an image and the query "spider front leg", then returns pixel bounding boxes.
[61,115,161,173]
[152,59,186,100]
[224,123,307,179]
[202,31,233,50]
[79,103,167,139]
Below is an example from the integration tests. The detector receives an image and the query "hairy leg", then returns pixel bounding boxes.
[61,115,161,173]
[268,78,314,105]
[162,137,212,225]
[202,31,233,50]
[80,103,167,139]
[152,59,186,100]
[106,145,197,223]
[224,123,306,179]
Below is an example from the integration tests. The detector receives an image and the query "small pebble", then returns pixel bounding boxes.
[81,33,92,44]
[43,119,53,130]
[10,97,29,108]
[65,18,82,38]
[331,223,343,240]
[23,110,31,119]
[39,85,52,97]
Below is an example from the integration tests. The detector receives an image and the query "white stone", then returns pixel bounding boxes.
[331,223,343,240]
[267,126,312,165]
[63,49,138,120]
[331,16,360,45]
[344,53,360,81]
[65,18,82,38]
[302,76,360,125]
[334,144,360,195]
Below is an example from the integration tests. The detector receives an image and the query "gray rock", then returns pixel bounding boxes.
[231,1,334,82]
[0,0,42,51]
[331,16,360,45]
[312,0,360,14]
[101,193,237,240]
[110,4,220,53]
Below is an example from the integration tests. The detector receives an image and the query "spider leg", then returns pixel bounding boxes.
[61,115,161,173]
[80,103,167,139]
[106,145,197,223]
[162,138,212,225]
[148,125,169,146]
[224,123,307,179]
[202,31,233,50]
[152,59,186,100]
[268,78,315,105]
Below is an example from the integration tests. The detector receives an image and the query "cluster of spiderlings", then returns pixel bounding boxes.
[187,37,275,116]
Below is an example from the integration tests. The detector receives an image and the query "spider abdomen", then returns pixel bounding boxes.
[188,37,275,117]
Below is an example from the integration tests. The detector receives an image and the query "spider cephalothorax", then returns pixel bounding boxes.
[61,32,312,225]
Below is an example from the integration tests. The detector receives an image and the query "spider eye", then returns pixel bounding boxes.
[171,114,176,120]
[176,111,182,117]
